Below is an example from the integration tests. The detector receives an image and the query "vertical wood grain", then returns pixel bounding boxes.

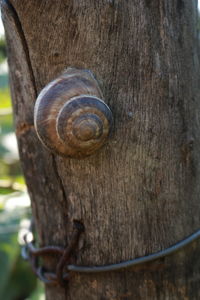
[2,0,200,299]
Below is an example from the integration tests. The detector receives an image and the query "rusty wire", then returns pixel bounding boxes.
[22,220,84,286]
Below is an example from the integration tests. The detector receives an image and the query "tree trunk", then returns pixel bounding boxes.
[2,0,200,299]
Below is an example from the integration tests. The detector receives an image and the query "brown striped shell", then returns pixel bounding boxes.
[34,68,113,158]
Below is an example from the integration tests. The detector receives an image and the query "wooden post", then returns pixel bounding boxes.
[2,0,200,299]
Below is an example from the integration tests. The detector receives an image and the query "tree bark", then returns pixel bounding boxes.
[2,0,200,299]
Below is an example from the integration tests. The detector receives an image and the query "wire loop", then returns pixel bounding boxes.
[22,220,84,286]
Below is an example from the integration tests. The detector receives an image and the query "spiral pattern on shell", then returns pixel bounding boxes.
[34,68,113,158]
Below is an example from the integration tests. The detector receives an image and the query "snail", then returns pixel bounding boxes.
[34,68,113,158]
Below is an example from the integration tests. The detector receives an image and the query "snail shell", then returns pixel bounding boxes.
[34,68,113,158]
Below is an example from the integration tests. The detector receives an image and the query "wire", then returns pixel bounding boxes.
[67,229,200,273]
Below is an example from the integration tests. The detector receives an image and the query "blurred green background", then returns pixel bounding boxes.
[0,33,45,299]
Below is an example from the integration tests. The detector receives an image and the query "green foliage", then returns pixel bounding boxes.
[0,74,9,89]
[0,88,11,108]
[0,186,15,195]
[0,88,22,184]
[28,281,45,300]
[0,192,37,300]
[0,188,45,299]
[0,84,45,299]
[0,57,45,299]
[1,257,37,300]
[0,37,6,63]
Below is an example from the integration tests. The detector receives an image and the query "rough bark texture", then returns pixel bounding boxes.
[2,0,200,299]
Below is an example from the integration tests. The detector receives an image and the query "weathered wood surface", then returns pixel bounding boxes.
[2,0,200,299]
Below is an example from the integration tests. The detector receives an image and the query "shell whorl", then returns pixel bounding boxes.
[34,68,113,158]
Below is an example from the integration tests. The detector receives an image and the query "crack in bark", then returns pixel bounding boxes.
[3,0,68,208]
[51,155,68,206]
[3,0,38,97]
